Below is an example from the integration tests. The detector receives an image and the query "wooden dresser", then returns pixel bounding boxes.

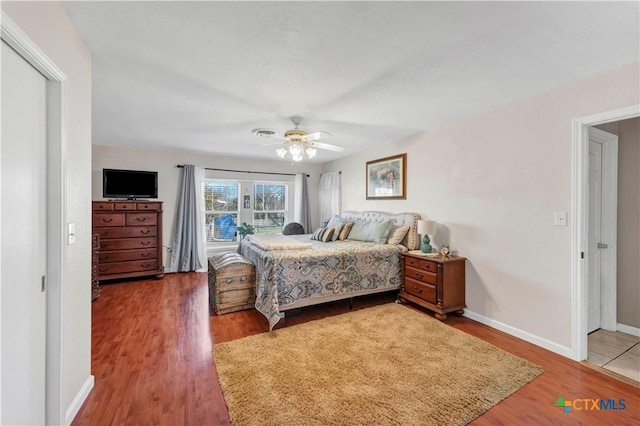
[92,201,164,281]
[398,251,466,320]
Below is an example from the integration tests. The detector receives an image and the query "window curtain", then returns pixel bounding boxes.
[294,173,312,233]
[169,165,207,273]
[318,171,341,225]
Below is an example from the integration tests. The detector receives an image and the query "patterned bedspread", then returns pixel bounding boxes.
[238,235,406,330]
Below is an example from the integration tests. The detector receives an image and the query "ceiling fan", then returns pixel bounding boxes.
[252,116,345,161]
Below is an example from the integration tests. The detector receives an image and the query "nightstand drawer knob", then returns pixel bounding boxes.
[413,286,422,294]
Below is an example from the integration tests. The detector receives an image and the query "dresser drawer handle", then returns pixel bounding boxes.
[140,252,151,258]
[141,263,151,268]
[102,218,113,223]
[136,217,147,222]
[99,255,109,261]
[413,286,423,294]
[140,229,150,235]
[141,241,151,246]
[98,267,108,273]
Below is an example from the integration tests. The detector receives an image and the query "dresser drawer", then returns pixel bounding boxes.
[95,226,157,239]
[405,265,437,284]
[114,202,137,211]
[404,256,438,273]
[98,249,157,263]
[99,237,157,251]
[126,213,157,226]
[137,202,160,211]
[92,202,114,211]
[403,277,436,303]
[98,259,159,275]
[92,213,126,227]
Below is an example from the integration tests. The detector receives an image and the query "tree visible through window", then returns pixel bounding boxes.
[203,181,239,243]
[253,183,287,234]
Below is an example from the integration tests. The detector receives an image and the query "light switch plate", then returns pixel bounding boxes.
[554,212,567,227]
[68,222,76,245]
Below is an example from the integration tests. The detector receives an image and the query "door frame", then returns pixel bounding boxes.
[1,12,68,425]
[572,104,640,361]
[588,127,618,332]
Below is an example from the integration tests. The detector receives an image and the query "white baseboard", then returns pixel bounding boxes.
[617,323,640,337]
[463,310,574,359]
[65,375,94,425]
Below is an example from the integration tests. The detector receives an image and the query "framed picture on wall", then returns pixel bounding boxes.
[366,153,406,199]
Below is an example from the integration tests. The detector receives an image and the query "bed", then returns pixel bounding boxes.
[238,211,421,330]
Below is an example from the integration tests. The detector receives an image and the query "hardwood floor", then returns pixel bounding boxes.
[73,272,640,425]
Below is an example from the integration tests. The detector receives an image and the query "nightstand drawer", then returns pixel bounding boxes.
[405,265,437,284]
[404,277,436,303]
[404,256,438,273]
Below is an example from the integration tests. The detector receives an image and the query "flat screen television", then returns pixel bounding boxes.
[103,168,158,199]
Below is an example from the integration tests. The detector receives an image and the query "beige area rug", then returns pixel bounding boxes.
[213,303,543,425]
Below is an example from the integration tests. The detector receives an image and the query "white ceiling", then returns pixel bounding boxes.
[61,1,639,163]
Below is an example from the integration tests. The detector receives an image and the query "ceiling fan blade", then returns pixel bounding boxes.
[249,140,286,147]
[304,131,332,141]
[312,141,345,152]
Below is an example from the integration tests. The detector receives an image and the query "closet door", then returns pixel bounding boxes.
[1,40,47,425]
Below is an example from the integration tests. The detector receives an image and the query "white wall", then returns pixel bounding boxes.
[324,61,640,355]
[92,145,323,269]
[1,0,93,422]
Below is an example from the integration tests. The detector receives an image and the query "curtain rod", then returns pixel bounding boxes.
[176,165,309,178]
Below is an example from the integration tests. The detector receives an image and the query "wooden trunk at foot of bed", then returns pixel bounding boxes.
[208,253,256,315]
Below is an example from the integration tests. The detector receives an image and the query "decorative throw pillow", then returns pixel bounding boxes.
[337,221,354,240]
[386,225,410,245]
[311,227,335,242]
[326,215,348,241]
[347,219,394,244]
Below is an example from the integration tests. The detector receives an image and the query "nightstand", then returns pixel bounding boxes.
[398,251,466,320]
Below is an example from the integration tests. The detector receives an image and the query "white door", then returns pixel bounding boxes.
[1,40,47,425]
[587,139,603,333]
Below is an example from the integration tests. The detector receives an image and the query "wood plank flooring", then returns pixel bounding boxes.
[72,272,640,425]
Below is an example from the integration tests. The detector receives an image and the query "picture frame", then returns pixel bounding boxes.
[366,153,406,199]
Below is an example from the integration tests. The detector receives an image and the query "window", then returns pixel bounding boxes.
[203,179,291,247]
[253,183,287,234]
[203,181,239,243]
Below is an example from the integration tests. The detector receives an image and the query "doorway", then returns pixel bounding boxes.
[572,105,640,362]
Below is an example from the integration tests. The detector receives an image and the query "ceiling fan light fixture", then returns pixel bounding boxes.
[252,116,344,161]
[289,144,302,156]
